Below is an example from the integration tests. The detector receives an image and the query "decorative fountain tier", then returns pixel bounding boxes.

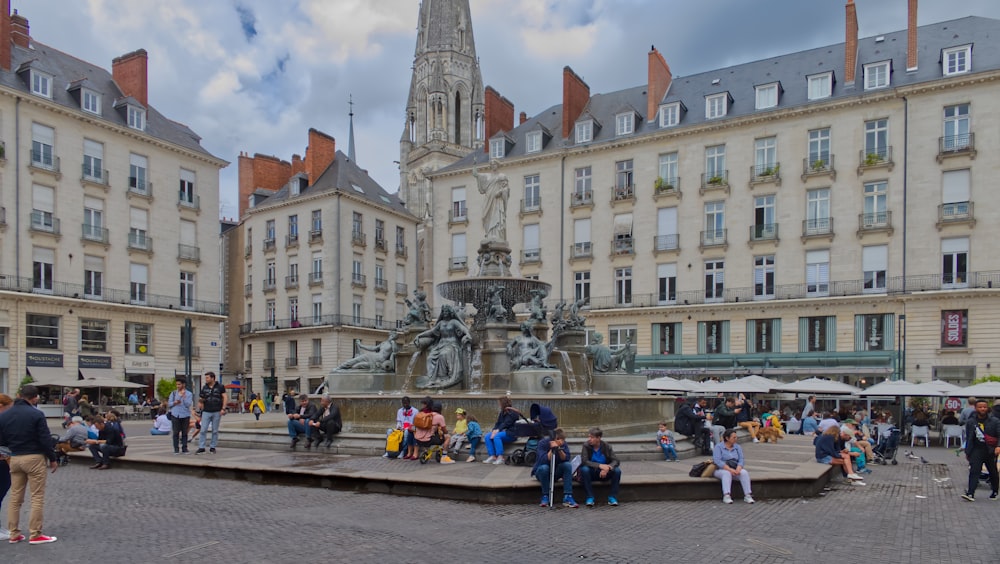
[437,275,551,328]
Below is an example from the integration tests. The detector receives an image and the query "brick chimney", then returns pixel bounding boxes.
[519,111,527,125]
[844,0,858,84]
[906,0,918,71]
[237,151,291,217]
[483,86,514,153]
[0,1,10,71]
[562,66,590,139]
[305,128,336,186]
[112,49,148,106]
[647,46,672,123]
[10,8,27,49]
[290,154,304,177]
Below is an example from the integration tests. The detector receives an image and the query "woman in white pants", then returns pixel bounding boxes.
[712,429,755,504]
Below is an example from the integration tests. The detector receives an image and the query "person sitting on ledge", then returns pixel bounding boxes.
[308,395,342,448]
[150,408,171,435]
[815,425,865,485]
[483,396,521,465]
[579,427,621,508]
[712,429,755,504]
[287,394,318,449]
[531,427,577,508]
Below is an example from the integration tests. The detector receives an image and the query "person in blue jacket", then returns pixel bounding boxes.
[531,428,578,508]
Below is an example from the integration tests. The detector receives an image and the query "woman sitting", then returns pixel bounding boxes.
[815,425,864,484]
[712,429,755,504]
[483,396,521,465]
[150,408,172,435]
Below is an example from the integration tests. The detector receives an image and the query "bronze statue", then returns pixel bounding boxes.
[507,322,555,371]
[412,304,472,389]
[335,331,399,372]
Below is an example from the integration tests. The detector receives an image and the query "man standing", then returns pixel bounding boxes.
[0,385,58,544]
[961,399,1000,502]
[168,378,193,454]
[85,416,125,470]
[287,394,318,449]
[959,396,977,427]
[579,427,622,508]
[196,372,226,454]
[531,428,577,508]
[61,388,79,428]
[308,395,343,448]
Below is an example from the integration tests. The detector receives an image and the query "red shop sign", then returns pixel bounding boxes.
[943,311,964,346]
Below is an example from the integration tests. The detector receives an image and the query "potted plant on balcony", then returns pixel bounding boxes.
[654,176,674,193]
[811,159,826,171]
[864,152,882,166]
[707,175,724,186]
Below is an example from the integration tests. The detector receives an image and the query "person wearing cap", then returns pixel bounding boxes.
[287,394,318,449]
[447,407,469,458]
[56,416,89,455]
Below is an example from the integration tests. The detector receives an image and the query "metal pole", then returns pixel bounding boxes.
[184,318,192,388]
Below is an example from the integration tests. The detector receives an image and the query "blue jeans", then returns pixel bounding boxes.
[484,431,514,457]
[150,429,170,435]
[288,419,311,439]
[468,436,481,456]
[659,443,678,461]
[535,461,573,496]
[581,466,621,499]
[199,410,222,449]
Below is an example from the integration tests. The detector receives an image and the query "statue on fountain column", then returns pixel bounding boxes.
[403,290,432,327]
[485,284,507,324]
[586,332,632,373]
[412,304,472,389]
[567,296,588,328]
[526,288,548,325]
[507,321,555,371]
[335,331,399,372]
[472,159,509,241]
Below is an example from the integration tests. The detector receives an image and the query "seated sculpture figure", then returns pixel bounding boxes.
[585,332,631,373]
[486,284,507,323]
[526,288,548,325]
[507,322,555,371]
[413,305,472,389]
[403,290,431,327]
[336,331,399,372]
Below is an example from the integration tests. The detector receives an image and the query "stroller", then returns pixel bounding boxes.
[872,427,900,465]
[506,403,558,466]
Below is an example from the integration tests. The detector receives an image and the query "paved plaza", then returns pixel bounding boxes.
[1,421,997,563]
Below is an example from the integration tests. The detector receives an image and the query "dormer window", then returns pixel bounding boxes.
[659,102,682,127]
[31,70,52,98]
[943,45,972,76]
[755,83,779,110]
[81,89,101,115]
[575,120,593,143]
[807,72,833,100]
[705,93,729,119]
[127,105,145,130]
[864,61,891,90]
[615,112,634,136]
[489,138,505,159]
[525,131,542,154]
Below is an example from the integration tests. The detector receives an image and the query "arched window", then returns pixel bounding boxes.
[454,91,462,144]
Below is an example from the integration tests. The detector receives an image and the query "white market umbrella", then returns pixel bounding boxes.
[857,380,946,397]
[774,377,862,395]
[925,380,964,395]
[960,381,1000,398]
[691,376,775,394]
[647,376,699,393]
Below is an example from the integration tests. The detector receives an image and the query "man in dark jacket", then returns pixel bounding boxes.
[675,398,712,454]
[85,415,125,470]
[0,385,58,544]
[309,394,343,448]
[287,393,318,449]
[961,399,1000,502]
[196,371,226,454]
[530,428,577,508]
[580,427,622,507]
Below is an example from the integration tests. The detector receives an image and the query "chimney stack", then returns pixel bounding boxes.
[10,8,27,49]
[305,128,336,186]
[561,66,590,139]
[483,86,514,153]
[237,152,292,218]
[519,111,527,125]
[906,0,918,71]
[844,0,858,84]
[647,46,672,122]
[0,1,10,71]
[112,49,149,106]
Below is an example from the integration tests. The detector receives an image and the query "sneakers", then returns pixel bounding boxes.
[466,456,476,463]
[210,448,217,454]
[961,493,975,502]
[846,473,863,481]
[28,535,57,545]
[9,533,25,544]
[382,452,390,458]
[539,495,549,507]
[492,456,505,465]
[608,497,619,507]
[440,455,456,464]
[744,495,755,504]
[563,495,579,508]
[990,492,999,500]
[723,494,733,504]
[752,438,760,443]
[483,456,496,464]
[849,480,867,486]
[585,497,595,507]
[195,448,207,455]
[289,439,298,450]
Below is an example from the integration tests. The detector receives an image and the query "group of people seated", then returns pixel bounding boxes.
[55,409,127,469]
[286,393,342,449]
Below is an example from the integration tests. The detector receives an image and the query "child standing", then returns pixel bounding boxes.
[465,414,483,462]
[657,421,678,461]
[449,408,469,456]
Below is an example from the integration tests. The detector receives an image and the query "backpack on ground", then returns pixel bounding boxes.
[413,411,434,430]
[385,428,404,458]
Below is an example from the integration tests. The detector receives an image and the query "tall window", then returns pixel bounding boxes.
[266,300,276,328]
[800,316,835,352]
[129,207,148,249]
[31,123,54,167]
[574,271,590,302]
[522,224,540,261]
[807,72,832,100]
[312,252,323,278]
[705,260,724,301]
[614,267,632,306]
[451,187,467,221]
[265,219,275,241]
[657,152,678,186]
[943,104,970,150]
[747,319,780,353]
[806,188,830,233]
[179,169,195,205]
[84,255,103,298]
[288,215,299,239]
[574,166,591,199]
[289,298,299,322]
[83,197,104,241]
[754,255,775,299]
[862,245,888,292]
[352,296,363,324]
[755,83,778,109]
[863,181,887,226]
[657,263,676,304]
[808,128,831,167]
[312,294,322,322]
[615,159,634,192]
[864,119,888,160]
[524,175,540,209]
[266,261,276,284]
[125,323,151,354]
[82,139,104,181]
[26,314,59,349]
[311,210,322,232]
[699,320,728,354]
[654,323,681,355]
[32,247,54,292]
[375,263,385,285]
[655,207,678,251]
[374,219,384,245]
[31,184,54,231]
[704,201,725,243]
[80,319,109,352]
[943,45,971,75]
[129,154,148,192]
[352,259,363,285]
[352,212,363,236]
[942,237,969,288]
[754,137,776,175]
[180,272,195,308]
[395,226,405,251]
[705,145,726,180]
[130,263,148,304]
[806,250,830,296]
[941,169,970,219]
[753,195,775,239]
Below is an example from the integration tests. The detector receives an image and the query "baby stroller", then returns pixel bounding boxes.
[872,427,900,465]
[506,403,558,466]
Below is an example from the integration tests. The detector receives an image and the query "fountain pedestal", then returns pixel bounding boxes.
[509,369,563,394]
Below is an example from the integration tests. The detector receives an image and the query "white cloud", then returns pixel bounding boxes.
[520,23,599,60]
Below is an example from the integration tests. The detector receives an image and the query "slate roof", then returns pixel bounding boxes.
[437,16,1000,174]
[2,40,221,161]
[252,150,415,218]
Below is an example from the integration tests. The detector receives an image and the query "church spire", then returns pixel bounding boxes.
[348,94,356,163]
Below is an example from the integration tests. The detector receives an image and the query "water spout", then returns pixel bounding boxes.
[557,350,578,395]
[400,352,422,393]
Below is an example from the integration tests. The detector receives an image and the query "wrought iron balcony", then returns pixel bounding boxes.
[749,223,779,243]
[375,278,388,292]
[352,231,366,246]
[285,275,299,289]
[30,151,60,175]
[30,212,60,235]
[700,170,729,194]
[309,356,323,367]
[857,146,893,174]
[308,272,324,286]
[520,249,541,264]
[395,244,407,258]
[653,176,680,198]
[374,238,387,252]
[571,242,592,259]
[244,283,252,297]
[127,232,152,252]
[570,190,593,208]
[178,193,200,210]
[802,155,836,181]
[285,357,298,368]
[700,228,727,248]
[263,238,276,252]
[128,177,152,197]
[858,211,893,234]
[81,223,109,244]
[938,133,976,162]
[285,234,299,248]
[749,162,781,186]
[177,244,200,262]
[263,358,276,369]
[448,209,468,225]
[653,234,679,252]
[612,237,634,256]
[520,198,541,214]
[802,218,834,240]
[81,163,109,186]
[937,202,975,228]
[262,279,277,292]
[309,229,323,243]
[396,282,408,296]
[351,273,367,288]
[449,257,468,271]
[612,185,635,203]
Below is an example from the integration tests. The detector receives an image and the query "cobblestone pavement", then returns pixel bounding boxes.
[1,438,996,563]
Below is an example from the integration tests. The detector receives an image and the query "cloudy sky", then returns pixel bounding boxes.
[15,0,1000,219]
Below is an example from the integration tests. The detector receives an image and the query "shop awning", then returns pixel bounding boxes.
[27,366,80,388]
[79,377,145,389]
[78,368,117,381]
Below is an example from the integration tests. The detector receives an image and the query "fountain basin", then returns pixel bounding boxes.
[437,276,550,327]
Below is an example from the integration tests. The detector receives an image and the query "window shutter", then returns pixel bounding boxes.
[523,224,539,249]
[798,317,809,352]
[83,139,103,159]
[941,169,970,204]
[32,123,54,145]
[862,245,888,272]
[130,153,147,168]
[657,263,676,279]
[574,219,590,243]
[771,319,781,352]
[180,168,196,183]
[721,321,730,353]
[854,315,865,351]
[451,187,465,203]
[651,324,661,354]
[130,207,148,230]
[32,185,54,213]
[941,237,969,254]
[84,196,103,211]
[657,207,677,236]
[613,214,633,237]
[130,263,148,284]
[32,247,54,263]
[825,317,837,350]
[452,233,466,257]
[84,254,103,272]
[179,220,196,246]
[746,320,757,353]
[697,322,707,354]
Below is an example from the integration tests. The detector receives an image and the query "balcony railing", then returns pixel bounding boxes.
[128,178,152,197]
[239,313,399,335]
[263,238,276,252]
[749,223,779,242]
[177,346,201,357]
[262,279,276,292]
[571,242,592,259]
[700,228,727,248]
[858,146,893,173]
[178,193,200,210]
[309,229,323,243]
[859,211,893,232]
[352,231,366,246]
[0,273,227,315]
[700,170,729,193]
[244,360,252,371]
[244,283,252,297]
[448,209,468,224]
[749,162,781,185]
[263,358,276,369]
[802,155,836,180]
[285,357,298,368]
[285,234,299,248]
[449,257,468,271]
[612,237,634,256]
[308,272,323,286]
[30,151,60,174]
[30,212,60,235]
[612,185,635,202]
[374,238,386,252]
[520,249,541,264]
[937,202,975,226]
[395,244,407,258]
[351,273,367,288]
[653,176,680,198]
[520,198,541,214]
[374,278,388,292]
[81,164,109,186]
[285,275,299,289]
[653,234,679,252]
[309,356,323,367]
[81,223,109,244]
[244,244,252,258]
[802,217,834,238]
[396,282,408,296]
[938,133,976,161]
[178,244,200,262]
[127,232,152,252]
[570,190,593,207]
